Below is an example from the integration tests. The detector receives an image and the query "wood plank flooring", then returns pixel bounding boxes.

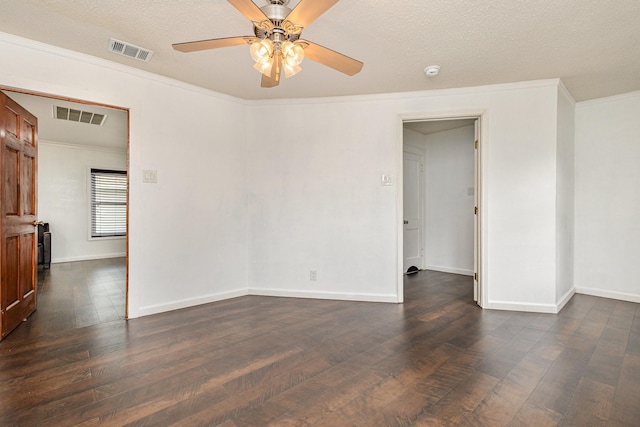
[1,269,639,426]
[31,258,126,335]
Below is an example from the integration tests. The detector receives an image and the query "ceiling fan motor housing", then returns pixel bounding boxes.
[261,2,291,22]
[255,1,302,44]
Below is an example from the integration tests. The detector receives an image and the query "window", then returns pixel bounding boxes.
[90,168,127,238]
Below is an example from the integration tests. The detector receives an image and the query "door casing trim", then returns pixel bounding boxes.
[397,111,486,307]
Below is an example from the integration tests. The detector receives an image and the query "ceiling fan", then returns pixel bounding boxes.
[172,0,363,88]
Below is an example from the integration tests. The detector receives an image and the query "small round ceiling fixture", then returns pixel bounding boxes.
[424,65,440,77]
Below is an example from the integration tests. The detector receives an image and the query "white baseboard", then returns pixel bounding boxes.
[575,287,640,304]
[248,288,399,303]
[484,287,640,314]
[425,265,474,276]
[486,288,577,314]
[52,253,126,263]
[139,289,249,317]
[484,300,560,314]
[138,287,398,317]
[556,288,576,312]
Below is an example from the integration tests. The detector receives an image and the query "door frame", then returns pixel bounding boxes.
[0,85,130,318]
[397,111,486,307]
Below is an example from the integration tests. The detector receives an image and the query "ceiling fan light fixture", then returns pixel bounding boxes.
[282,41,305,67]
[253,57,274,76]
[283,62,302,78]
[249,39,274,63]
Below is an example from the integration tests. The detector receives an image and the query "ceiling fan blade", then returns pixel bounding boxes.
[173,36,255,53]
[285,0,339,28]
[227,0,269,22]
[261,54,281,88]
[302,41,363,76]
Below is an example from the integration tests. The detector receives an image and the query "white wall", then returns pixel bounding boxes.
[403,128,424,151]
[247,101,399,301]
[555,87,575,306]
[247,81,562,311]
[38,142,127,262]
[575,91,640,302]
[0,33,249,318]
[3,32,592,316]
[424,125,475,275]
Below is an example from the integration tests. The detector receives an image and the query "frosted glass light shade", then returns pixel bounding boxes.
[249,39,273,63]
[253,57,274,76]
[283,63,301,78]
[282,41,305,68]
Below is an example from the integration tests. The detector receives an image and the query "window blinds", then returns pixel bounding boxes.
[90,169,127,238]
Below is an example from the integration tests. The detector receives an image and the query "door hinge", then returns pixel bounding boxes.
[420,163,424,173]
[475,139,478,149]
[474,273,477,281]
[474,206,478,215]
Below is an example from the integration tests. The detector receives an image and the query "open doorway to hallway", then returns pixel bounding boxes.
[0,87,129,335]
[402,118,481,305]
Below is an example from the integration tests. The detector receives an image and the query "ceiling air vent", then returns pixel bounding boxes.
[108,38,154,63]
[54,106,107,126]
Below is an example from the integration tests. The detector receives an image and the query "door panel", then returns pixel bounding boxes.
[23,154,35,215]
[1,92,38,340]
[5,148,19,215]
[403,151,423,272]
[4,237,19,306]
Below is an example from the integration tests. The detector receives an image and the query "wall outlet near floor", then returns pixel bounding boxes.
[310,269,318,281]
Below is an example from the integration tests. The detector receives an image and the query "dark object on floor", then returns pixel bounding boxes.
[406,265,419,274]
[37,222,51,269]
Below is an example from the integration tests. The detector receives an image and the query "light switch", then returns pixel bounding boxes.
[143,169,157,183]
[381,174,393,186]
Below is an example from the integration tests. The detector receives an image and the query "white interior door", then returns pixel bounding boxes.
[403,151,423,272]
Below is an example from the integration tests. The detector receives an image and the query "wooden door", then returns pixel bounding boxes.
[0,92,38,340]
[403,151,424,272]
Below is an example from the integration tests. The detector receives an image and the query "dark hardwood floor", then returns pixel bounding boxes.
[4,258,126,344]
[0,269,638,426]
[31,257,126,334]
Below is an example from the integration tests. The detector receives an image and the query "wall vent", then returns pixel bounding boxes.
[108,38,154,62]
[53,106,107,126]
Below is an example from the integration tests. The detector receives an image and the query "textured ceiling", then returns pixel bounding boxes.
[0,0,638,102]
[2,91,127,149]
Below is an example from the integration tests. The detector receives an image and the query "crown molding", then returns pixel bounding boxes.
[576,89,640,109]
[246,78,564,107]
[39,139,126,154]
[0,31,248,107]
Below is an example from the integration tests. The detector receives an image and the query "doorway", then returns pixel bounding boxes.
[399,116,482,307]
[0,86,130,329]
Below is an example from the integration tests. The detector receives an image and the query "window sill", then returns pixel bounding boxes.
[89,235,126,241]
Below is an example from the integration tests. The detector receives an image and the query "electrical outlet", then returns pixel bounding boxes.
[310,269,317,281]
[142,169,157,183]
